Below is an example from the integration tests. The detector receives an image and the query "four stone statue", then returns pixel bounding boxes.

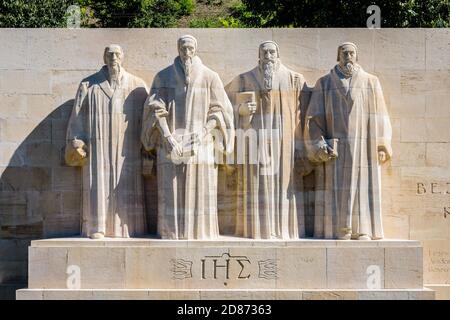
[66,37,392,241]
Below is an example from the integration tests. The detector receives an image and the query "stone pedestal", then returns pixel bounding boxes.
[16,237,434,300]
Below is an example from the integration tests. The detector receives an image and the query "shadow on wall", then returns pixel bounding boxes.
[0,100,159,239]
[0,100,76,299]
[0,98,158,298]
[0,100,79,239]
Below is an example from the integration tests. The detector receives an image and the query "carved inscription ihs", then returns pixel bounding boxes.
[201,253,251,280]
[170,252,279,282]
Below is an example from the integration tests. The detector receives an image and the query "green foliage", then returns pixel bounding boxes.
[189,17,223,28]
[0,0,195,28]
[218,16,243,27]
[0,0,72,27]
[229,1,270,27]
[79,0,195,27]
[1,0,449,28]
[189,15,244,28]
[235,0,450,27]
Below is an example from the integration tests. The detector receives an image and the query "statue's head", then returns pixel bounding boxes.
[103,44,124,69]
[259,41,280,65]
[337,42,358,67]
[178,35,197,62]
[258,41,280,90]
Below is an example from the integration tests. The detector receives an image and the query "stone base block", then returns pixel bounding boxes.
[16,288,435,300]
[425,285,450,300]
[23,237,425,291]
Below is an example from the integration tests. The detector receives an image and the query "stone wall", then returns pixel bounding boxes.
[1,29,449,298]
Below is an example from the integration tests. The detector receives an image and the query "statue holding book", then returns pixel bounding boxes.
[304,42,392,240]
[226,41,307,239]
[141,35,234,240]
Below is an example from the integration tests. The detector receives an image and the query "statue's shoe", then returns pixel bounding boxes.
[357,234,371,241]
[338,233,352,240]
[90,232,105,239]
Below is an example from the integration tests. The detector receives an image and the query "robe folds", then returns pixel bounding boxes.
[141,56,234,240]
[304,65,392,239]
[226,63,306,239]
[66,66,148,238]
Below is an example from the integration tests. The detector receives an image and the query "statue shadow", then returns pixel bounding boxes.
[111,87,158,236]
[299,84,315,238]
[0,100,78,240]
[0,100,76,298]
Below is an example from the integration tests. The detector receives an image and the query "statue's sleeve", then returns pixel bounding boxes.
[65,81,89,166]
[304,78,329,163]
[224,75,243,130]
[141,75,166,152]
[208,73,235,154]
[374,77,393,159]
[66,81,88,144]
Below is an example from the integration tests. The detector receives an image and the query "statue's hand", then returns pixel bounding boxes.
[73,139,87,157]
[154,107,168,118]
[378,150,387,164]
[66,138,88,166]
[314,139,331,162]
[164,135,182,157]
[316,147,330,162]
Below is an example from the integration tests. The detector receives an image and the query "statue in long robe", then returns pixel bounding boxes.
[66,45,148,239]
[141,35,234,240]
[304,42,392,240]
[226,41,307,239]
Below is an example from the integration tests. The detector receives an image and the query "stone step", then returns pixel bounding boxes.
[425,285,450,300]
[16,288,435,300]
[26,238,424,290]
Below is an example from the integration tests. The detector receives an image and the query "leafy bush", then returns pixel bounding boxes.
[0,0,196,27]
[189,17,223,28]
[79,0,196,27]
[0,0,72,27]
[235,0,450,27]
[1,0,449,28]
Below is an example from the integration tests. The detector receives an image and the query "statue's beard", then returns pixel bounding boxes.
[339,61,357,77]
[260,59,278,90]
[181,56,193,85]
[107,64,121,88]
[344,62,354,74]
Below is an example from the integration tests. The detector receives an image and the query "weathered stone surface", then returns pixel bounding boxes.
[25,238,423,291]
[385,247,423,289]
[426,285,450,300]
[16,288,434,300]
[0,71,52,95]
[423,240,450,284]
[326,247,385,289]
